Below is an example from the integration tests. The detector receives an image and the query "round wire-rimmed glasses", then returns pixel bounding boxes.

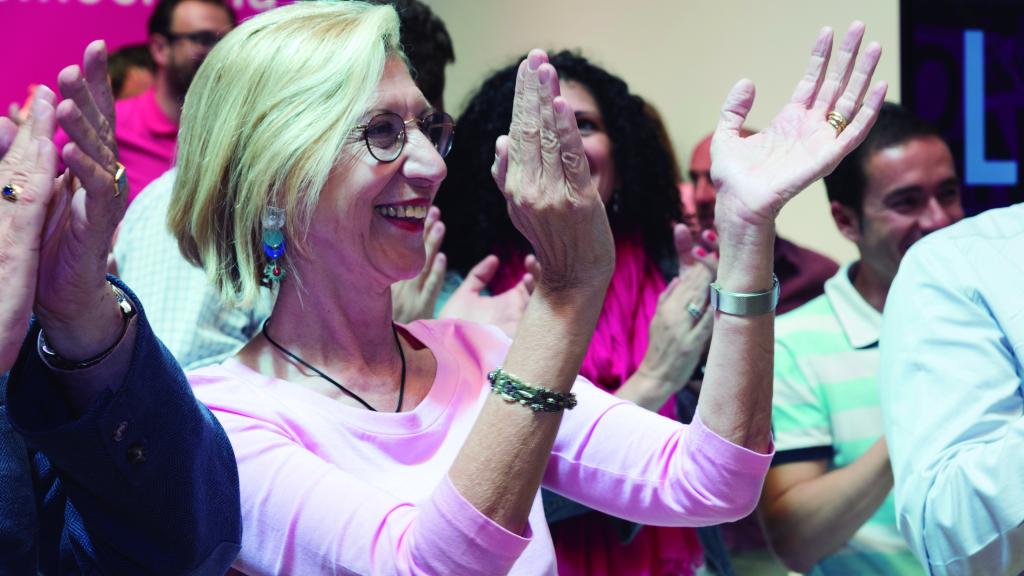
[354,111,455,163]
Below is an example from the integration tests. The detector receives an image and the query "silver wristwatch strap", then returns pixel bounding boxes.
[709,274,780,316]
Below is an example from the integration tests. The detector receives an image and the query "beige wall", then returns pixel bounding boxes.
[424,0,901,264]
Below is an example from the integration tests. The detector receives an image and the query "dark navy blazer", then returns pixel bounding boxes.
[0,279,241,575]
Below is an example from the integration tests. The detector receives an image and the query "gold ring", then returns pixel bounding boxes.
[113,162,127,198]
[1,183,21,203]
[826,111,849,136]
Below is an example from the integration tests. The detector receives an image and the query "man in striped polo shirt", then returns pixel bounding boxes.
[758,103,964,575]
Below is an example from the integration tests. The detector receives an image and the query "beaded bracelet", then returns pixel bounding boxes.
[487,368,577,412]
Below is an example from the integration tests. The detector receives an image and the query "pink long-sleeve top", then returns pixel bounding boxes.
[188,319,773,575]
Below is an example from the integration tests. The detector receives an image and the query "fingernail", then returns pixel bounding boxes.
[538,67,550,85]
[431,222,444,237]
[553,97,567,115]
[694,247,708,258]
[706,231,717,242]
[528,53,541,71]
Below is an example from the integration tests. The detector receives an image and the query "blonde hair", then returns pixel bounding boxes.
[170,1,404,308]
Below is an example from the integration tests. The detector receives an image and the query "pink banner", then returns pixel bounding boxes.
[1,0,284,114]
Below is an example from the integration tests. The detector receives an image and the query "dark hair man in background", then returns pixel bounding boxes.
[760,102,963,575]
[56,0,236,204]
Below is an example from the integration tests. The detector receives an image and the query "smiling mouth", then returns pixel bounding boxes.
[375,204,429,220]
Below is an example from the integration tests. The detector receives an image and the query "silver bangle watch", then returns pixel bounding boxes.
[709,274,780,316]
[39,282,136,370]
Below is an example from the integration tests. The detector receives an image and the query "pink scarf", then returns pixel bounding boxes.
[490,237,703,576]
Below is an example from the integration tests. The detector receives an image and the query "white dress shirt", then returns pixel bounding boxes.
[880,203,1024,576]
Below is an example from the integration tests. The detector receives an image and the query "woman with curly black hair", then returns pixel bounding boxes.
[436,50,719,576]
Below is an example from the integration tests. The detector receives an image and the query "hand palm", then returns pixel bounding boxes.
[37,178,109,317]
[713,102,846,221]
[33,41,126,326]
[710,23,886,227]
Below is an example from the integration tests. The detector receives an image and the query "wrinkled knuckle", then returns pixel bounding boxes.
[519,121,540,141]
[540,130,559,149]
[560,150,586,173]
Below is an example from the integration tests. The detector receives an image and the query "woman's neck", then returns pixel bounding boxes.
[238,261,407,405]
[270,273,396,366]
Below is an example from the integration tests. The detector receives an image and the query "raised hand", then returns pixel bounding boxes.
[0,90,58,373]
[627,224,717,406]
[391,206,447,323]
[438,254,536,338]
[34,40,129,361]
[711,22,886,229]
[496,49,614,293]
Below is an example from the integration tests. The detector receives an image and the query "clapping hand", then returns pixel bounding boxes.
[494,50,614,295]
[711,22,886,231]
[0,90,58,373]
[34,40,129,361]
[391,206,447,323]
[627,224,717,406]
[439,254,538,338]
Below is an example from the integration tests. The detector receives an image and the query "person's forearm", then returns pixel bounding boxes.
[36,278,123,362]
[764,439,893,571]
[696,211,774,453]
[615,371,677,412]
[449,283,606,534]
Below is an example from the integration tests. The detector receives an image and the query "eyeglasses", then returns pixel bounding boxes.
[354,111,455,163]
[165,30,226,48]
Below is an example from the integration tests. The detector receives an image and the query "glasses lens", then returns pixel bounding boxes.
[365,113,405,162]
[421,112,455,158]
[169,31,222,47]
[193,31,222,47]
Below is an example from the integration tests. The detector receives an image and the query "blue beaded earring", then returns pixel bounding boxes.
[262,206,287,285]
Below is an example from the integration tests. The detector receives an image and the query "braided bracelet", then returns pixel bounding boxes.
[487,368,577,412]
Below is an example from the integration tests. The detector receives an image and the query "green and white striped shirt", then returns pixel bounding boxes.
[771,263,922,576]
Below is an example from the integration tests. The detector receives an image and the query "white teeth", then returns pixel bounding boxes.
[376,204,430,219]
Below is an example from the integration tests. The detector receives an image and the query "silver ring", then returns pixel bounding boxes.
[686,302,703,320]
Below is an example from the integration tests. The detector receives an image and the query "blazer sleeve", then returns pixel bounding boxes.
[0,375,38,574]
[4,277,242,575]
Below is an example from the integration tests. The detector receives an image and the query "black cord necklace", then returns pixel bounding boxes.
[261,317,406,413]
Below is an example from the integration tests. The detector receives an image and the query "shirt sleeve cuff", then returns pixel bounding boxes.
[413,475,532,573]
[684,412,774,494]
